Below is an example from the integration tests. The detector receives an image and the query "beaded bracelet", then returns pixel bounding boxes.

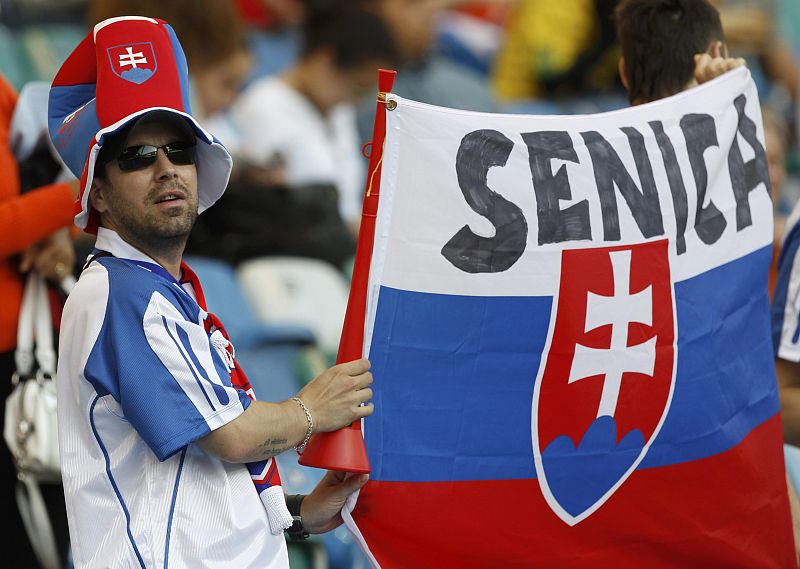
[292,397,313,453]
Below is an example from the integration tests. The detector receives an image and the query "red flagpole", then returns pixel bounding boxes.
[298,69,397,473]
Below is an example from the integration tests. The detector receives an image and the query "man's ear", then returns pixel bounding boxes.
[618,57,629,92]
[89,177,109,214]
[709,40,726,58]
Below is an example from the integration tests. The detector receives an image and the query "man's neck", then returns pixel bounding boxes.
[111,226,186,279]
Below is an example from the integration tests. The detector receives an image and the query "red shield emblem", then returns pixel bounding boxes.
[107,42,158,84]
[533,240,676,524]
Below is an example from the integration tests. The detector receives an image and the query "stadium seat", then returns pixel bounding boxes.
[17,24,84,83]
[184,256,314,350]
[237,257,351,354]
[0,25,32,89]
[287,541,327,569]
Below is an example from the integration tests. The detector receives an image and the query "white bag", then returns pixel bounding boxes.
[3,272,73,569]
[4,272,63,479]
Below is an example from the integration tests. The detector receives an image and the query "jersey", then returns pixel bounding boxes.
[56,228,289,568]
[773,202,800,361]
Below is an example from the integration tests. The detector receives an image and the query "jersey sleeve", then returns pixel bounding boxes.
[84,280,251,461]
[773,221,800,362]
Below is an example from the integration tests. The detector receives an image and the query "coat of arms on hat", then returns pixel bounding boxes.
[107,42,158,84]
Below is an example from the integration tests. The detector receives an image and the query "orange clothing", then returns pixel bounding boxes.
[0,74,75,351]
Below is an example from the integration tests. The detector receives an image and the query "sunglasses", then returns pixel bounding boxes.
[117,140,197,172]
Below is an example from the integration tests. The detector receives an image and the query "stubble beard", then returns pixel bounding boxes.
[111,183,199,257]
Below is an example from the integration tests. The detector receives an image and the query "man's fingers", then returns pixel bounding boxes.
[351,371,373,390]
[695,54,747,84]
[343,473,369,493]
[356,402,375,419]
[338,358,371,376]
[355,387,373,403]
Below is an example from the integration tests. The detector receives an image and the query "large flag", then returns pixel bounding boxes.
[342,68,796,568]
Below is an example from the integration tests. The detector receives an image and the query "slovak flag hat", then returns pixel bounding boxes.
[48,16,232,233]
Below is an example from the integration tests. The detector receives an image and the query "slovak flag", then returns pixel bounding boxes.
[342,67,796,568]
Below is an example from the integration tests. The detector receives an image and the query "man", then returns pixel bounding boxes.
[615,0,800,559]
[50,17,372,568]
[228,5,398,262]
[614,0,745,106]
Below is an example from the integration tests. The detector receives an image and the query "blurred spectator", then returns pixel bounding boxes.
[234,0,307,79]
[765,108,791,235]
[1,71,75,568]
[436,1,514,76]
[87,0,253,120]
[236,0,307,29]
[492,0,624,110]
[188,4,397,268]
[356,0,497,142]
[233,3,396,224]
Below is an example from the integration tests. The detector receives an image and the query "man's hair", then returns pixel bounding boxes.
[93,124,133,180]
[301,4,398,69]
[614,0,724,103]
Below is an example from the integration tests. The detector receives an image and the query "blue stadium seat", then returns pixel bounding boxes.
[185,256,315,403]
[184,256,314,350]
[0,25,32,89]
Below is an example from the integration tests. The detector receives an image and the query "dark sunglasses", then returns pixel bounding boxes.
[117,140,197,172]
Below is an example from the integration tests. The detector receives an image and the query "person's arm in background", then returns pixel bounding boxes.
[0,181,76,258]
[0,73,77,276]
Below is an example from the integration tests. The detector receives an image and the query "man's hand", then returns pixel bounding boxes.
[297,358,374,432]
[301,471,369,534]
[694,41,746,85]
[20,228,75,283]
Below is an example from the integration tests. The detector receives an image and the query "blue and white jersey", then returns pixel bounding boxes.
[773,203,800,362]
[56,228,289,569]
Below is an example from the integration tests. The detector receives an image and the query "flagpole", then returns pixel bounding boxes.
[298,68,397,473]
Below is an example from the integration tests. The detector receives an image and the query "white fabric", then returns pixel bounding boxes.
[231,76,365,224]
[57,228,289,569]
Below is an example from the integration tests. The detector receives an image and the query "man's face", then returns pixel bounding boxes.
[91,120,199,248]
[379,0,440,62]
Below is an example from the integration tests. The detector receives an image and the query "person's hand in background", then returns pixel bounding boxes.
[19,227,75,283]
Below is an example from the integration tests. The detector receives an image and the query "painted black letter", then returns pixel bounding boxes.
[521,131,591,245]
[650,120,689,255]
[680,114,727,245]
[728,94,770,230]
[442,129,527,273]
[580,128,664,241]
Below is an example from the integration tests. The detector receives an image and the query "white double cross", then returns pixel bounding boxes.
[118,46,147,69]
[568,250,656,418]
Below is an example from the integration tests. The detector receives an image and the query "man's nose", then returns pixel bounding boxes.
[153,147,177,180]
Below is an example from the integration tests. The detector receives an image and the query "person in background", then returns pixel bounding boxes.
[614,0,744,106]
[87,0,253,120]
[356,0,497,142]
[492,0,625,111]
[214,3,396,268]
[0,71,76,567]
